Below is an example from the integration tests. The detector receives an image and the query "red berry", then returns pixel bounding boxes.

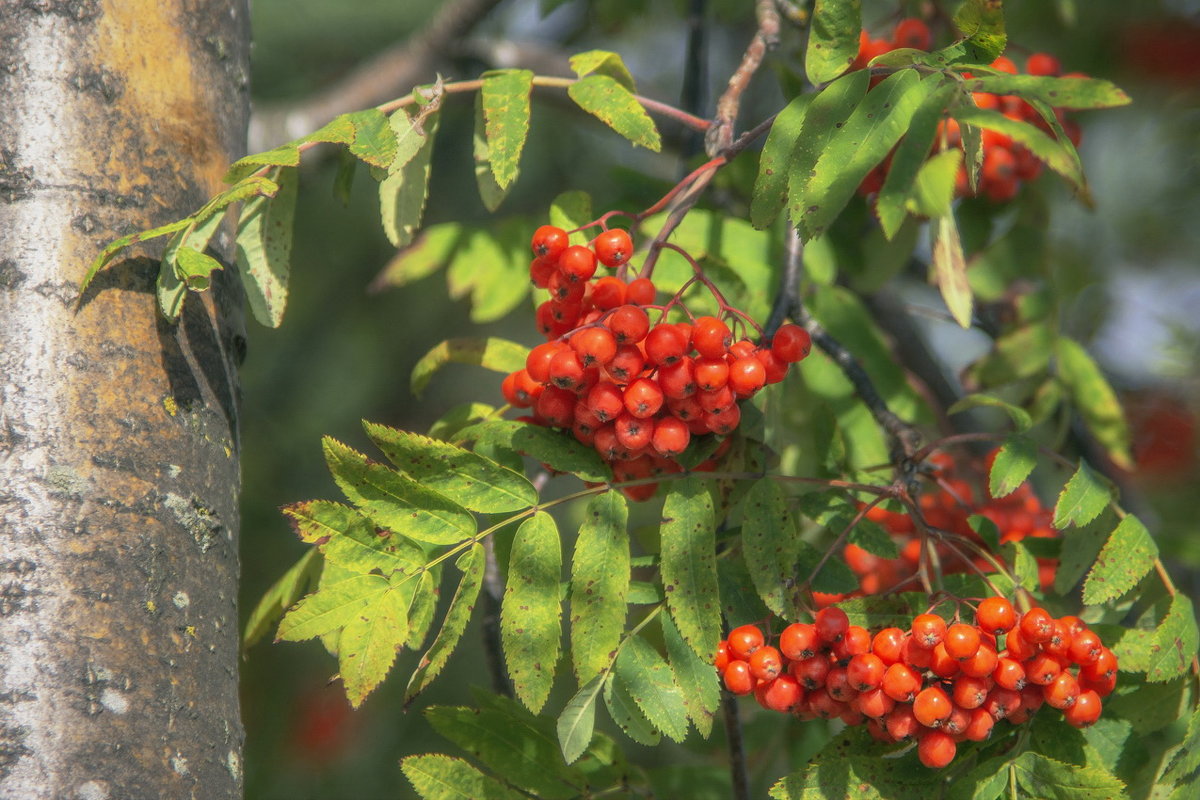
[623,377,664,419]
[918,730,956,769]
[645,324,690,366]
[651,415,690,458]
[605,344,646,384]
[910,613,947,649]
[728,356,767,397]
[548,347,586,390]
[893,18,932,51]
[964,707,995,742]
[748,645,784,681]
[983,686,1022,720]
[779,623,819,661]
[723,660,754,695]
[614,412,654,451]
[694,357,730,392]
[929,643,961,679]
[952,675,991,710]
[625,277,656,306]
[571,327,618,368]
[944,623,982,661]
[657,357,697,399]
[824,665,856,702]
[992,656,1027,691]
[885,704,920,741]
[1063,689,1102,728]
[832,625,872,664]
[913,685,953,728]
[1026,52,1062,77]
[755,347,790,383]
[881,662,921,703]
[771,323,811,363]
[558,245,598,283]
[703,404,740,435]
[606,304,650,345]
[846,653,886,692]
[854,687,896,720]
[1019,608,1054,643]
[530,255,556,288]
[761,673,804,713]
[726,624,764,660]
[815,606,850,643]
[871,627,906,665]
[1043,670,1080,710]
[594,228,634,267]
[531,225,569,261]
[692,316,732,358]
[959,642,999,679]
[976,597,1016,635]
[590,276,626,310]
[535,385,576,427]
[790,654,831,691]
[714,640,730,672]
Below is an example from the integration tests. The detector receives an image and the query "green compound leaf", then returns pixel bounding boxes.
[875,83,959,239]
[1011,751,1128,800]
[557,674,604,765]
[1082,514,1159,605]
[338,581,412,706]
[751,93,814,230]
[425,703,586,799]
[567,74,661,151]
[461,419,610,483]
[406,544,486,705]
[222,142,301,183]
[611,634,689,743]
[277,572,388,642]
[570,490,630,683]
[1147,595,1199,683]
[569,50,636,90]
[741,478,801,617]
[235,165,298,328]
[659,476,720,660]
[805,0,862,85]
[283,499,425,575]
[156,249,187,320]
[953,0,1007,64]
[174,246,224,292]
[963,73,1131,110]
[1057,337,1133,470]
[243,549,321,651]
[411,337,530,398]
[948,392,1034,431]
[501,512,563,714]
[604,671,661,745]
[989,434,1038,499]
[952,105,1084,192]
[932,211,972,328]
[661,614,720,737]
[1053,460,1115,529]
[402,754,523,800]
[322,437,476,546]
[406,568,439,650]
[364,423,537,514]
[794,69,939,240]
[785,69,869,230]
[946,755,1012,800]
[380,109,439,248]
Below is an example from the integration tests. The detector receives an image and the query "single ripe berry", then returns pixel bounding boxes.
[531,225,569,261]
[944,623,982,661]
[625,277,656,306]
[692,316,732,359]
[535,385,576,427]
[918,730,956,769]
[657,357,697,399]
[884,704,920,741]
[1019,607,1055,643]
[723,660,754,695]
[571,327,618,368]
[594,228,634,267]
[952,675,991,710]
[824,666,855,702]
[591,276,626,309]
[959,642,999,679]
[846,653,886,692]
[748,645,784,681]
[1024,652,1062,686]
[728,356,767,397]
[694,357,730,392]
[726,624,764,660]
[606,304,650,345]
[761,673,804,713]
[1043,670,1080,710]
[770,323,811,363]
[815,606,850,643]
[963,707,995,742]
[854,687,896,720]
[614,412,654,451]
[976,596,1016,635]
[790,654,831,691]
[587,381,625,423]
[992,656,1027,691]
[832,625,872,664]
[651,415,691,458]
[558,245,598,283]
[871,627,906,665]
[779,623,819,661]
[548,347,586,391]
[623,377,664,419]
[913,685,953,728]
[1063,689,1102,728]
[606,344,645,383]
[1026,52,1062,77]
[893,18,932,51]
[645,324,690,366]
[910,613,947,649]
[881,662,921,703]
[529,255,556,288]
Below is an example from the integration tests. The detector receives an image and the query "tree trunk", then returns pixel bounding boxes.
[0,2,249,798]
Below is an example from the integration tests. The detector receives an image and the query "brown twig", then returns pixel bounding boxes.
[707,0,780,155]
[722,688,751,800]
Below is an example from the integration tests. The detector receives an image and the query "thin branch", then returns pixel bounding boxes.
[481,536,513,698]
[707,0,780,155]
[722,689,751,800]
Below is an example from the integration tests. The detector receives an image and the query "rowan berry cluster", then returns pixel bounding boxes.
[853,18,1082,202]
[824,453,1060,607]
[715,600,1117,769]
[501,224,812,500]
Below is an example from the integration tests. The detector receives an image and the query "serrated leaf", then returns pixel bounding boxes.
[741,478,801,617]
[338,583,411,706]
[474,96,509,212]
[1054,513,1112,595]
[953,105,1084,192]
[323,438,476,546]
[411,337,530,398]
[501,512,562,713]
[1002,539,1039,591]
[549,190,593,246]
[243,549,321,650]
[569,50,635,90]
[1082,515,1158,604]
[659,476,720,660]
[406,568,439,650]
[235,166,297,327]
[570,491,630,682]
[380,110,439,247]
[932,211,972,328]
[875,83,959,238]
[847,517,900,559]
[461,419,610,483]
[277,573,389,642]
[156,249,187,320]
[364,423,537,513]
[424,704,585,799]
[1147,595,1199,683]
[946,755,1012,800]
[346,107,398,169]
[1163,707,1200,784]
[604,672,661,746]
[1054,461,1114,529]
[661,614,720,737]
[909,149,962,219]
[805,0,862,85]
[989,434,1038,498]
[795,69,939,240]
[611,635,689,742]
[953,0,1007,64]
[402,754,522,800]
[567,74,661,151]
[223,142,301,184]
[963,74,1131,110]
[174,245,224,292]
[770,752,942,799]
[948,393,1034,431]
[558,674,604,764]
[750,94,813,229]
[372,222,464,290]
[1012,751,1128,800]
[283,499,425,574]
[716,554,772,628]
[1057,337,1133,470]
[406,544,486,704]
